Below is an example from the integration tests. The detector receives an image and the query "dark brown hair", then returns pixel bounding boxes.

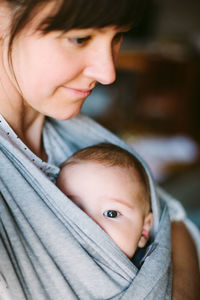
[7,0,146,48]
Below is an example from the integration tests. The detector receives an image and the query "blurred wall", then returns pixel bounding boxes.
[155,0,200,39]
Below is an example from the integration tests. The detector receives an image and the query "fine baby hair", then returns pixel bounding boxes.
[61,142,151,208]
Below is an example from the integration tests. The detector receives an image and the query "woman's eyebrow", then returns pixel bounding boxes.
[94,25,131,34]
[115,25,132,32]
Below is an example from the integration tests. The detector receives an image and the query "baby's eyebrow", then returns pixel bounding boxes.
[108,197,134,210]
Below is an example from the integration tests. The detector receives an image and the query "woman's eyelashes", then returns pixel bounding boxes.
[66,31,124,48]
[103,210,121,218]
[68,36,91,46]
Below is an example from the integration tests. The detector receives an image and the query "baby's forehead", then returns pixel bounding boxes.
[62,160,148,194]
[61,159,150,210]
[62,159,144,184]
[62,159,137,173]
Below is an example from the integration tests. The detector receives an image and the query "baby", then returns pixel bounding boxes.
[57,143,153,259]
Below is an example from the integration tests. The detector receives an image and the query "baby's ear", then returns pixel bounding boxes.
[138,212,153,248]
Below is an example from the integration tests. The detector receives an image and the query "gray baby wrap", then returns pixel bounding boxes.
[0,114,172,299]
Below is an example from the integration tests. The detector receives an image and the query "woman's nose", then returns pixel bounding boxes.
[83,47,117,85]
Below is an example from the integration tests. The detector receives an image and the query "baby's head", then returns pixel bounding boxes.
[57,143,153,258]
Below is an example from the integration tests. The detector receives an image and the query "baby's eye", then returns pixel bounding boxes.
[68,36,91,46]
[103,210,120,218]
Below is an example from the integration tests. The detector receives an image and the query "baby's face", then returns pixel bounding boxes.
[57,162,153,258]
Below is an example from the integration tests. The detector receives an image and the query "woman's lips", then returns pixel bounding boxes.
[63,86,92,97]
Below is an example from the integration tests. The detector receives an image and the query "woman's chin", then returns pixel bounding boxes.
[50,107,82,121]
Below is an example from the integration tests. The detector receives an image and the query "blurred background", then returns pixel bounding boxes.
[81,0,200,228]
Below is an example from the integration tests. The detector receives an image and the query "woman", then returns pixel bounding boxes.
[0,0,199,299]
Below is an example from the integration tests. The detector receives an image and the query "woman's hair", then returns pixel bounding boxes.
[7,0,146,48]
[62,142,151,205]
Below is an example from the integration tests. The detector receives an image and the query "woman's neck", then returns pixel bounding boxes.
[0,53,47,160]
[1,105,47,161]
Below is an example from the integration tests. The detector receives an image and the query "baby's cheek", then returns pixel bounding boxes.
[101,222,133,257]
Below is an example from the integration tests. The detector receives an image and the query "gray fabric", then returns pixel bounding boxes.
[0,114,172,299]
[0,113,60,183]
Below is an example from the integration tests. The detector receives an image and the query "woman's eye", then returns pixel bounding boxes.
[103,210,120,218]
[113,32,123,44]
[69,36,91,46]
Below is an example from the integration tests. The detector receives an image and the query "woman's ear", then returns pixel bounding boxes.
[138,212,153,248]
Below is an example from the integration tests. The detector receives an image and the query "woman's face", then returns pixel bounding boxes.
[4,5,126,120]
